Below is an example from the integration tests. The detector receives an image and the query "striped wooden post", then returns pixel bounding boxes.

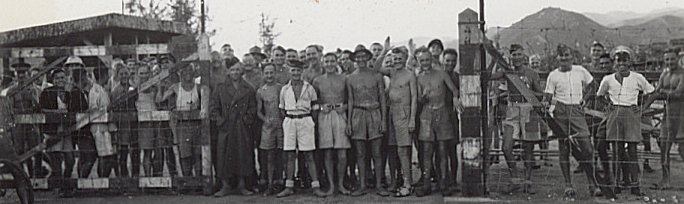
[197,33,213,195]
[458,8,486,196]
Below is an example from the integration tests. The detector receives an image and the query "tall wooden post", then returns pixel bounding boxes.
[197,33,212,195]
[458,8,486,196]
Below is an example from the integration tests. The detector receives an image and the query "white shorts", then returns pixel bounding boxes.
[283,116,316,151]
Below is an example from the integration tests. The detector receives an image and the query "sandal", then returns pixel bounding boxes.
[394,186,411,197]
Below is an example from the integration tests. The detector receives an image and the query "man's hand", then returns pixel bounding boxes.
[321,104,332,113]
[408,121,415,132]
[384,36,391,51]
[345,124,352,136]
[380,120,386,133]
[408,38,416,54]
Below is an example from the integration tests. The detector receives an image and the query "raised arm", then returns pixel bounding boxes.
[158,83,178,103]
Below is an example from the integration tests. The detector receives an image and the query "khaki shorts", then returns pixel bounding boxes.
[502,103,541,141]
[283,116,316,151]
[260,117,284,150]
[318,110,351,149]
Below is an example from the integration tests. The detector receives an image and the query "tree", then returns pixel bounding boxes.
[125,0,212,38]
[259,13,281,55]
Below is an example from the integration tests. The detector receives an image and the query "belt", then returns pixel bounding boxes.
[611,104,636,108]
[285,113,312,119]
[353,105,379,110]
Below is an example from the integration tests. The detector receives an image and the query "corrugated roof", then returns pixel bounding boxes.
[0,13,190,46]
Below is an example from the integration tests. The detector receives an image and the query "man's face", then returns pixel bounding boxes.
[299,51,306,61]
[117,65,130,83]
[443,54,458,71]
[664,53,678,68]
[417,52,432,71]
[263,65,276,83]
[305,47,320,64]
[285,51,298,61]
[339,53,351,64]
[598,58,612,70]
[221,45,234,58]
[16,71,28,82]
[530,59,541,70]
[370,45,383,58]
[138,66,151,80]
[614,53,631,73]
[590,46,604,59]
[272,50,286,65]
[53,72,68,88]
[392,52,407,70]
[429,45,443,57]
[228,65,242,81]
[510,49,525,67]
[242,55,257,71]
[382,55,394,68]
[289,67,303,81]
[557,49,573,68]
[323,56,337,73]
[354,53,370,68]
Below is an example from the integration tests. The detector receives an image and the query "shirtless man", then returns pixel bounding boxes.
[271,46,290,84]
[379,47,418,197]
[312,53,352,195]
[414,47,461,196]
[256,64,285,195]
[441,49,461,193]
[303,45,323,83]
[346,47,389,196]
[652,47,684,190]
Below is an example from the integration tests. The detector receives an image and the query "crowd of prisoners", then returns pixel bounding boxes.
[0,35,683,200]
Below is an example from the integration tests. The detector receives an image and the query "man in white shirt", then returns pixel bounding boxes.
[543,44,607,198]
[596,46,655,196]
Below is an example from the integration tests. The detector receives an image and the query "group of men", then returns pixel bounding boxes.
[1,36,683,201]
[0,55,205,196]
[496,40,684,200]
[209,38,462,198]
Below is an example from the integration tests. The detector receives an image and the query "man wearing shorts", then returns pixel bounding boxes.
[346,48,388,196]
[276,60,325,198]
[312,53,352,195]
[415,47,461,196]
[256,63,284,195]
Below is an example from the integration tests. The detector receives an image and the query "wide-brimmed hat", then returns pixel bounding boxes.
[64,56,85,67]
[285,60,306,69]
[249,46,267,59]
[350,48,372,62]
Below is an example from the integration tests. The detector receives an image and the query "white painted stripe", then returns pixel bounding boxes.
[460,75,482,107]
[136,44,168,55]
[139,177,172,188]
[77,178,109,189]
[74,46,106,56]
[201,145,211,177]
[11,48,43,58]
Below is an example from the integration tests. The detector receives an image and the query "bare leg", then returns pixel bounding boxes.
[502,124,519,177]
[263,149,275,196]
[118,145,129,177]
[522,141,535,194]
[416,141,434,197]
[371,138,389,196]
[352,140,368,196]
[304,151,325,197]
[398,146,413,190]
[437,141,450,192]
[449,142,459,189]
[336,149,351,195]
[387,146,399,191]
[276,151,296,197]
[322,149,335,195]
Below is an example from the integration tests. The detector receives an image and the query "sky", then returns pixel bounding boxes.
[1,0,683,55]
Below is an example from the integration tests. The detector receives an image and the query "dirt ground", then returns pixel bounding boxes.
[23,140,684,204]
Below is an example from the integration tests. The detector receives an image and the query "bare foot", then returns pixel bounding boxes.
[351,187,368,197]
[213,187,231,197]
[313,187,327,197]
[240,187,254,196]
[376,187,391,197]
[276,187,294,198]
[338,184,351,195]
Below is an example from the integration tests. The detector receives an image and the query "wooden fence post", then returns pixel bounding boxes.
[458,8,486,196]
